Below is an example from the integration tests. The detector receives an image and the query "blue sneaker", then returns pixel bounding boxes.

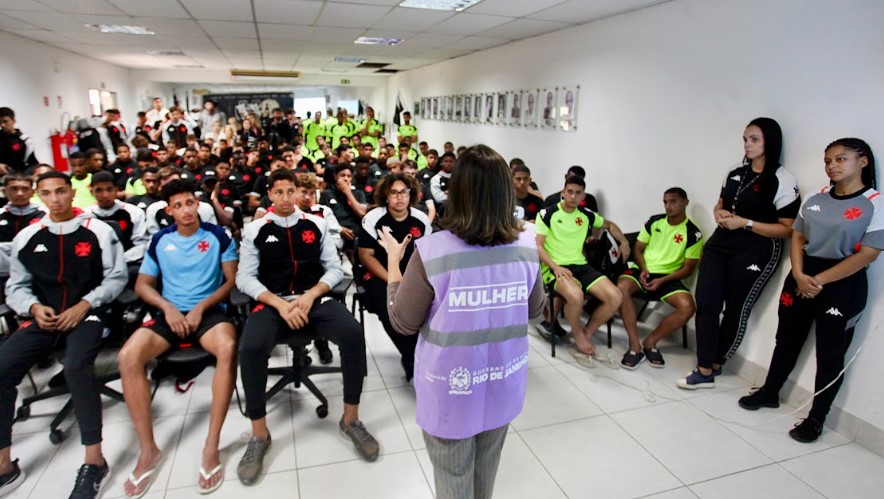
[676,369,715,390]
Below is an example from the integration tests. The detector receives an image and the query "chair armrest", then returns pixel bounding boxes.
[229,289,250,308]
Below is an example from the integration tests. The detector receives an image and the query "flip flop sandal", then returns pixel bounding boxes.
[593,351,620,370]
[621,350,645,370]
[125,455,164,499]
[643,348,665,367]
[571,350,596,369]
[198,464,224,494]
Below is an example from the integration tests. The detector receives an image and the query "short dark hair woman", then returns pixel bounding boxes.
[357,173,431,380]
[378,144,546,499]
[678,117,801,389]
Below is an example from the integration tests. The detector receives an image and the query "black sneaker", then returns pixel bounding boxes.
[401,358,414,383]
[315,339,333,364]
[0,459,26,497]
[789,417,824,443]
[738,387,780,410]
[68,463,110,499]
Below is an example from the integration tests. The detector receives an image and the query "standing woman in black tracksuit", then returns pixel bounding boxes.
[739,138,881,442]
[678,117,801,390]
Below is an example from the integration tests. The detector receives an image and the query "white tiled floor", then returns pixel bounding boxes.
[6,309,884,498]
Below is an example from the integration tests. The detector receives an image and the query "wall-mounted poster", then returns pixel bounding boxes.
[540,88,557,130]
[419,98,426,119]
[431,97,439,120]
[454,95,463,122]
[445,96,454,121]
[496,92,507,126]
[472,94,482,124]
[522,89,539,128]
[557,86,579,132]
[484,94,494,124]
[441,96,449,120]
[464,94,472,122]
[508,91,522,127]
[414,101,421,119]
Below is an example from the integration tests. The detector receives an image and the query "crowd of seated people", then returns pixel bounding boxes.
[0,102,880,499]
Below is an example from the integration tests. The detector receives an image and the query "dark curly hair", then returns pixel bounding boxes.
[373,173,420,208]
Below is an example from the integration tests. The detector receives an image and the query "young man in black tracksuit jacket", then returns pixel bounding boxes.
[234,169,378,485]
[0,172,44,278]
[0,171,126,498]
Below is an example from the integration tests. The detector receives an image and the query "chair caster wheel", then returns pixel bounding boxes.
[316,405,328,418]
[49,429,65,445]
[16,405,30,421]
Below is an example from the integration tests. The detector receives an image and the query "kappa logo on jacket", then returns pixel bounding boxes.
[807,205,821,212]
[730,175,741,182]
[265,235,279,243]
[34,244,48,253]
[746,264,761,272]
[826,307,843,317]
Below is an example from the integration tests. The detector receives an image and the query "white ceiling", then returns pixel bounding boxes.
[0,0,667,77]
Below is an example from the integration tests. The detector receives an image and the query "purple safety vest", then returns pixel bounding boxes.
[413,227,540,439]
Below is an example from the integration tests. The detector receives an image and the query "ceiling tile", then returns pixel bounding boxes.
[0,12,39,29]
[133,17,203,35]
[36,0,125,15]
[260,38,306,51]
[419,47,474,59]
[198,20,257,38]
[153,35,217,49]
[479,18,572,39]
[4,11,96,30]
[253,0,323,25]
[360,29,418,40]
[315,3,393,29]
[445,35,509,50]
[465,0,568,17]
[1,28,77,43]
[257,23,312,40]
[179,0,254,22]
[307,26,365,43]
[401,32,462,48]
[327,0,400,5]
[425,12,514,36]
[528,0,663,24]
[108,0,190,18]
[212,36,260,50]
[0,0,52,11]
[369,7,454,31]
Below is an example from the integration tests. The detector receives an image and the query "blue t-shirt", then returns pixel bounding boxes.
[140,222,238,311]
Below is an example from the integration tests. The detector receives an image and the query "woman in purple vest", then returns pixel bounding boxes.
[379,144,546,499]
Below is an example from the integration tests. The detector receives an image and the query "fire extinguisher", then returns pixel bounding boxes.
[50,129,76,173]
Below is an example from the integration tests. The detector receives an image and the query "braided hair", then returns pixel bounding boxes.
[826,138,877,190]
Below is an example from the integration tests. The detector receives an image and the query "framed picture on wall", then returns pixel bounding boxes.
[432,97,439,120]
[473,94,483,124]
[557,85,579,132]
[440,96,448,120]
[414,101,421,119]
[522,89,539,128]
[508,90,522,127]
[496,92,507,126]
[464,94,473,122]
[446,96,454,121]
[540,87,557,130]
[454,95,463,122]
[484,94,494,124]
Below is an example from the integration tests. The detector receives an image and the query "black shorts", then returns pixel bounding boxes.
[543,264,606,291]
[618,269,690,301]
[141,306,232,347]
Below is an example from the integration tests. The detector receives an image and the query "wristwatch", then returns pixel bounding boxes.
[744,219,754,231]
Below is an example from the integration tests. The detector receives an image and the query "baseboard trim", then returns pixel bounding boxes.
[727,353,884,458]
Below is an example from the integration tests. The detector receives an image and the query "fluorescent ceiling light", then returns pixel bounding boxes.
[335,56,367,63]
[174,64,204,69]
[146,50,186,56]
[399,0,483,11]
[354,37,403,46]
[85,24,155,35]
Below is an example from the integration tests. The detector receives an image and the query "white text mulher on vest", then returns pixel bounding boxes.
[447,282,529,312]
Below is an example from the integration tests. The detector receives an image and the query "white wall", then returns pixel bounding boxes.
[388,0,884,432]
[0,31,134,168]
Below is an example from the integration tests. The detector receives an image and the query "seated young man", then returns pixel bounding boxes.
[536,175,629,361]
[617,188,702,369]
[543,165,599,212]
[319,163,367,254]
[118,179,238,496]
[0,172,44,277]
[88,171,149,272]
[235,169,378,486]
[512,164,544,222]
[0,171,126,498]
[145,166,218,235]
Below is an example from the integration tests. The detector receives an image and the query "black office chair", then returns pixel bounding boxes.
[14,288,141,444]
[349,236,368,324]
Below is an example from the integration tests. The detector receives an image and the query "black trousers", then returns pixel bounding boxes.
[363,278,417,368]
[0,315,107,448]
[239,298,367,420]
[695,237,783,369]
[763,257,867,422]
